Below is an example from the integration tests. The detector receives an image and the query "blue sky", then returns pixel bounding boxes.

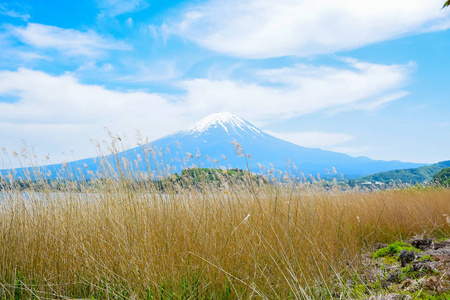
[0,0,449,167]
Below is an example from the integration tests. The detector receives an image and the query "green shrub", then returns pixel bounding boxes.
[373,241,421,259]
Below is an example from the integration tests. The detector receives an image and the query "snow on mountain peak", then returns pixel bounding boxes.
[179,112,263,137]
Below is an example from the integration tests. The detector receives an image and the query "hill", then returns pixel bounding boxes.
[357,160,450,184]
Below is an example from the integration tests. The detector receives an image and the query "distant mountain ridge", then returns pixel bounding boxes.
[1,112,426,180]
[357,160,450,184]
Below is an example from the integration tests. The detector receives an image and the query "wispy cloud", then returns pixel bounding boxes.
[0,58,414,164]
[0,59,408,128]
[10,23,131,57]
[179,59,413,122]
[76,62,114,72]
[166,0,450,58]
[0,3,30,21]
[97,0,148,18]
[117,59,181,82]
[0,31,49,66]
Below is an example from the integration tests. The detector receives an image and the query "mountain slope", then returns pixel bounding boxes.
[1,112,426,180]
[356,160,450,184]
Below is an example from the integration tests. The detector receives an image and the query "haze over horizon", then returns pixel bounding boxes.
[0,0,449,166]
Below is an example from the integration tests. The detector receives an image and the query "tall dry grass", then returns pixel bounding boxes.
[0,145,450,299]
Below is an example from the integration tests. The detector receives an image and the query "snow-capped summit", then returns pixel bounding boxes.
[176,111,263,138]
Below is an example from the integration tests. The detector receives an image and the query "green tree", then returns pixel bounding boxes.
[444,1,450,8]
[432,167,450,186]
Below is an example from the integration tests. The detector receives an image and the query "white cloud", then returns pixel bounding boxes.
[97,0,148,18]
[179,59,413,122]
[0,68,182,127]
[10,23,131,57]
[0,68,185,165]
[0,3,30,21]
[0,58,413,165]
[265,130,355,148]
[167,0,450,58]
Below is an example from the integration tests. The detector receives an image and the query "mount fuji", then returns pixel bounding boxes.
[2,112,425,180]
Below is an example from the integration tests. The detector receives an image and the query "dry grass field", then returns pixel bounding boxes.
[1,149,449,299]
